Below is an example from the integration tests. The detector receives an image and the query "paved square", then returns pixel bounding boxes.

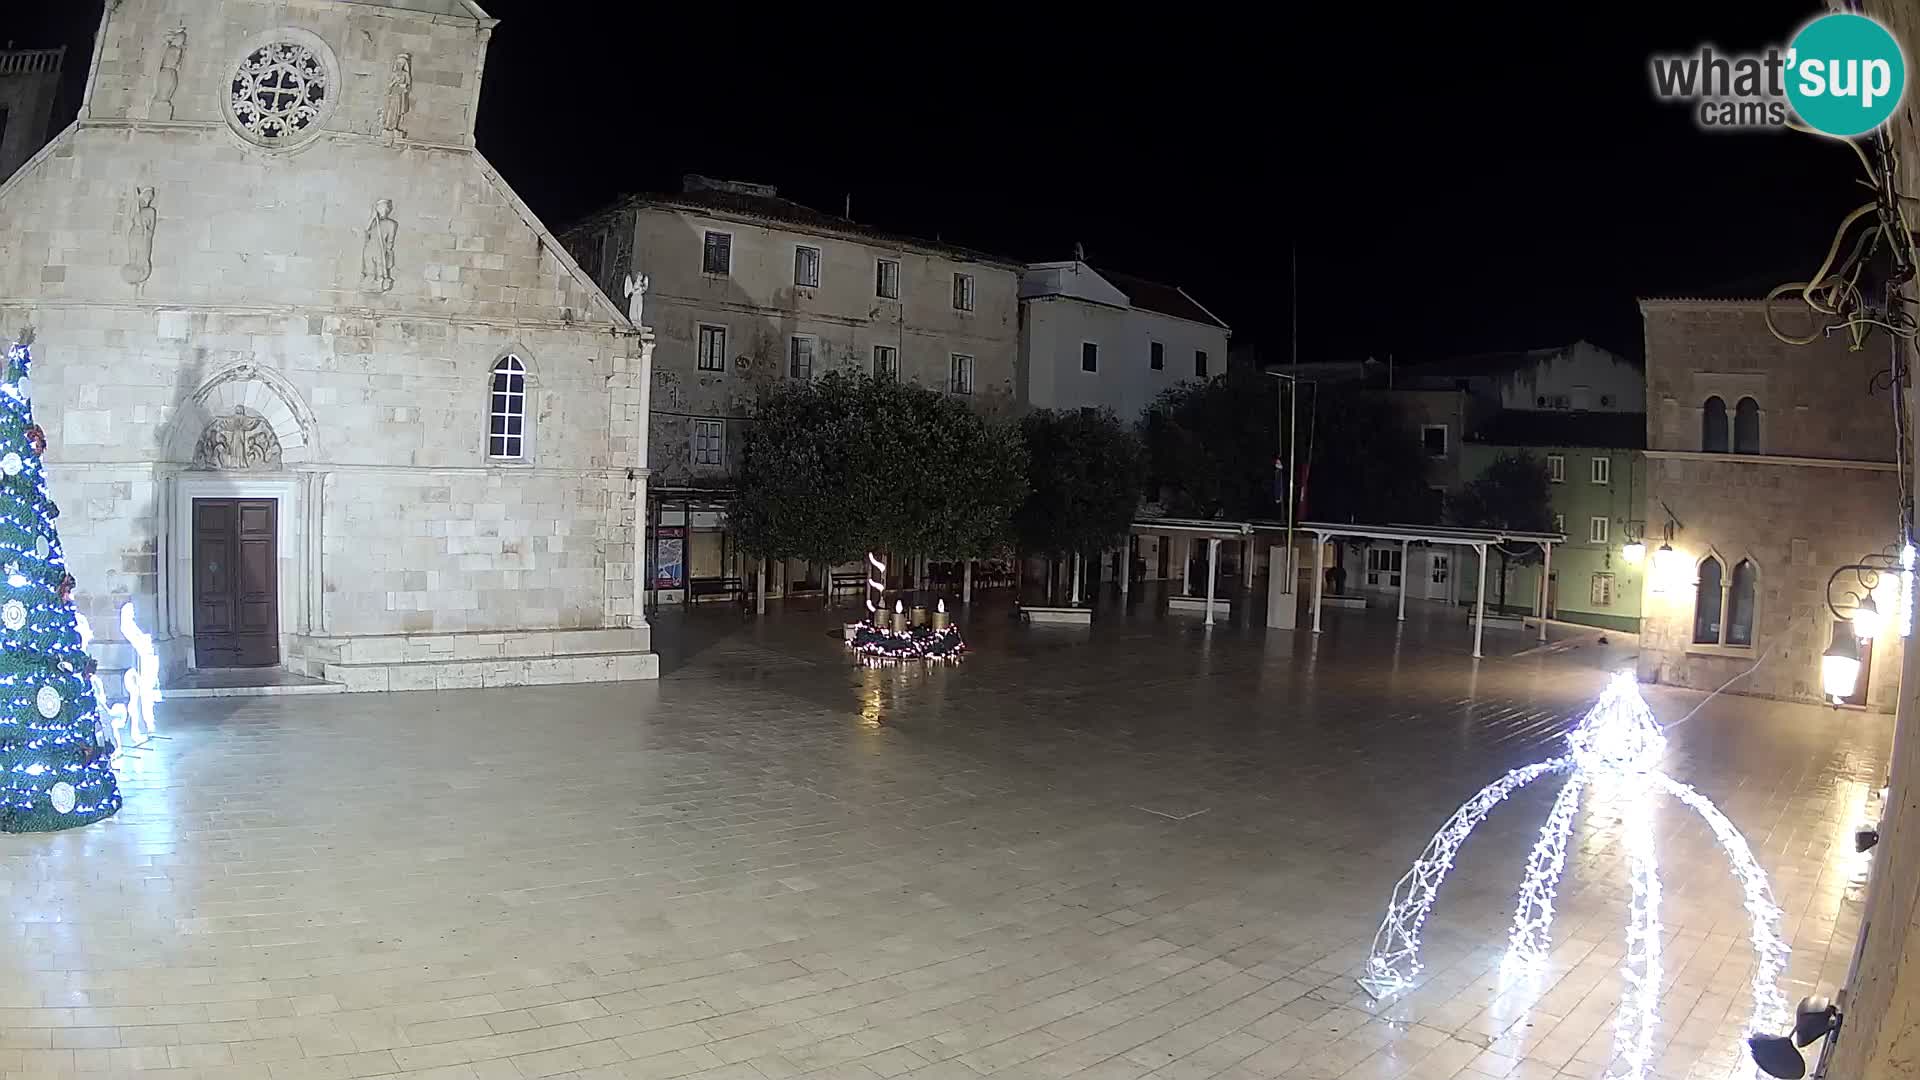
[0,600,1891,1080]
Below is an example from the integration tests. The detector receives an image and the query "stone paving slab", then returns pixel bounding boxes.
[0,599,1888,1080]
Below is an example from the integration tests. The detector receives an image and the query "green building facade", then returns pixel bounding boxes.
[1457,412,1647,634]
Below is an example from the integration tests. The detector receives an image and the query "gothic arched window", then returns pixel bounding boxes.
[1734,397,1760,454]
[1702,396,1729,453]
[488,355,528,461]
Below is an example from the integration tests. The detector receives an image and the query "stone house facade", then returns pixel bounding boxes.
[1457,411,1647,633]
[1637,298,1901,710]
[1016,259,1230,424]
[560,176,1020,602]
[0,0,656,689]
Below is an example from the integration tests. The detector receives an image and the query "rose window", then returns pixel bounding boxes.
[228,42,329,144]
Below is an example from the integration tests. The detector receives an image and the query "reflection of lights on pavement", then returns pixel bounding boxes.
[1360,673,1789,1080]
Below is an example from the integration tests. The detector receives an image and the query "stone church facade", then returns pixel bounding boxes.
[0,0,657,689]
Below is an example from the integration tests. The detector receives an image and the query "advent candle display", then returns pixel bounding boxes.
[848,593,966,664]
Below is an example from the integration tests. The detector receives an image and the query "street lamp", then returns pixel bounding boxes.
[1853,594,1882,643]
[1822,621,1862,703]
[1621,541,1646,565]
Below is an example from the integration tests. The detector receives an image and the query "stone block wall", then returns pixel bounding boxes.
[0,0,650,683]
[86,0,487,147]
[1642,300,1897,459]
[1636,456,1901,709]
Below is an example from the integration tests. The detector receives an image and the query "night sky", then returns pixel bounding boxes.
[12,1,1865,363]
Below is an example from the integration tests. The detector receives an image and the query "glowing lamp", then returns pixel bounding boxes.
[1853,594,1882,642]
[1621,541,1646,565]
[1823,623,1862,702]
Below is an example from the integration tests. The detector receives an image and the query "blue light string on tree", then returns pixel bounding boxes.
[0,336,121,832]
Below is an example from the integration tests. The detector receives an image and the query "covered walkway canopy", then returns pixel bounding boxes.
[1128,518,1254,626]
[1296,521,1565,657]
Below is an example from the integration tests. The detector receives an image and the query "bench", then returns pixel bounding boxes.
[689,576,744,601]
[831,572,867,595]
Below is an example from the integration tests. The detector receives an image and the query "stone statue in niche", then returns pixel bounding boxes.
[623,272,649,327]
[192,407,282,471]
[122,186,156,285]
[380,52,412,142]
[151,25,186,120]
[360,198,397,293]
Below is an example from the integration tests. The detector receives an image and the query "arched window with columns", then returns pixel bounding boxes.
[1733,397,1760,454]
[1702,396,1729,452]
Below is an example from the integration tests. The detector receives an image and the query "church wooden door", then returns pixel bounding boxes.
[192,499,278,667]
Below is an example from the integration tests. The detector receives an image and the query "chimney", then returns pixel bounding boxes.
[682,174,778,199]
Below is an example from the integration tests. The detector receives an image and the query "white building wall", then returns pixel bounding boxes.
[1019,296,1229,423]
[1494,341,1645,412]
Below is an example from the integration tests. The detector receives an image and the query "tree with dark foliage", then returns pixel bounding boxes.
[732,371,1025,585]
[1449,451,1553,612]
[1015,408,1146,598]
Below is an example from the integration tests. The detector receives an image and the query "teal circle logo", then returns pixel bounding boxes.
[1787,14,1907,137]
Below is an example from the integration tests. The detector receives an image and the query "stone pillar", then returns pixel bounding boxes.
[1119,537,1131,601]
[1205,538,1220,626]
[1311,536,1324,633]
[1180,538,1192,596]
[756,558,767,615]
[1473,543,1488,659]
[1397,539,1408,622]
[1538,542,1551,642]
[1071,553,1082,605]
[633,333,654,626]
[962,561,973,604]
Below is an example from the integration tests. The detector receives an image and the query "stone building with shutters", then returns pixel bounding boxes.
[1636,296,1901,710]
[0,0,657,689]
[559,175,1020,604]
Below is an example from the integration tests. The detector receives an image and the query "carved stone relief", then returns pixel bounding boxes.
[192,407,283,471]
[122,186,156,285]
[360,198,396,293]
[380,52,412,142]
[151,25,185,120]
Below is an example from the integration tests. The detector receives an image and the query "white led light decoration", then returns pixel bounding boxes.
[1359,672,1789,1080]
[118,603,160,745]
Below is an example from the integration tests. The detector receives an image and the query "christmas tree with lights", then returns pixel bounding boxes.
[0,332,119,832]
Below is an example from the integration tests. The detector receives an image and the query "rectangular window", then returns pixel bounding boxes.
[952,272,974,311]
[692,419,725,468]
[873,344,898,380]
[875,259,901,300]
[702,230,732,275]
[1365,548,1403,588]
[1195,349,1209,377]
[1081,342,1099,372]
[1588,516,1609,544]
[697,324,727,372]
[794,245,821,288]
[1421,425,1447,458]
[789,336,815,380]
[950,353,974,395]
[1591,572,1615,607]
[1150,341,1165,370]
[1552,513,1566,534]
[1546,454,1566,483]
[1591,455,1611,485]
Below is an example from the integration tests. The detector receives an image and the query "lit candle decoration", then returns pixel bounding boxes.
[891,598,906,633]
[933,598,949,631]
